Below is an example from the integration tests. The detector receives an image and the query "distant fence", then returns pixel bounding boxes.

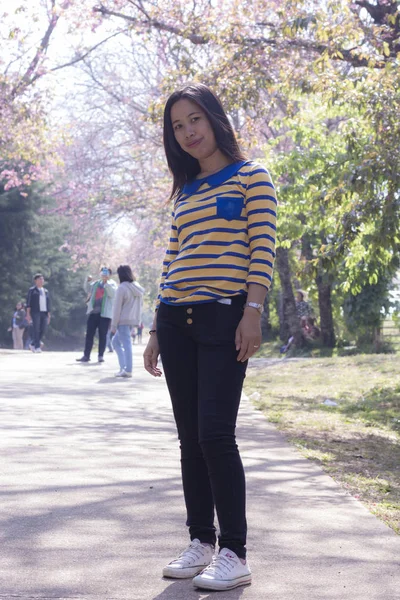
[381,318,400,349]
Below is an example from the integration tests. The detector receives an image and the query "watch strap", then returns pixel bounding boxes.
[245,302,264,314]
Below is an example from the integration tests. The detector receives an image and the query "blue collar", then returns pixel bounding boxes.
[182,160,249,195]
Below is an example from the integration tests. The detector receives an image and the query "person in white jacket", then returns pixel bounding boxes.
[111,265,144,378]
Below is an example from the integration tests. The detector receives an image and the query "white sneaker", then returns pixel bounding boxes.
[34,348,42,353]
[163,539,214,579]
[120,370,132,378]
[192,547,251,590]
[115,370,125,377]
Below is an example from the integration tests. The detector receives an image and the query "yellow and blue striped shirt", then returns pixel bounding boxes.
[157,160,277,306]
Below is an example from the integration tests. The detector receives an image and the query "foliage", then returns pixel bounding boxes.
[93,0,400,95]
[0,180,87,348]
[1,0,400,345]
[343,276,395,344]
[262,77,400,343]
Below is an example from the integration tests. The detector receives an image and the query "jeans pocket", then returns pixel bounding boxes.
[216,196,244,221]
[213,300,244,343]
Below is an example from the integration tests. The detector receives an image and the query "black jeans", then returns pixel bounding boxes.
[84,313,111,359]
[157,295,248,559]
[31,312,48,349]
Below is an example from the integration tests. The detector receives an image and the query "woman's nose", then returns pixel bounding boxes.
[185,126,195,138]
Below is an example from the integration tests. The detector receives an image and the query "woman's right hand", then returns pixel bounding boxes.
[143,334,162,377]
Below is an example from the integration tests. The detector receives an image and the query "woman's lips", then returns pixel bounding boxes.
[186,138,202,148]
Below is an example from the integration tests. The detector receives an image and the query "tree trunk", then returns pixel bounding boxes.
[275,247,303,346]
[315,274,336,347]
[276,290,287,341]
[261,293,271,341]
[373,326,382,352]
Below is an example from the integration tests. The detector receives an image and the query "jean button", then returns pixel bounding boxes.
[186,308,193,314]
[186,318,193,325]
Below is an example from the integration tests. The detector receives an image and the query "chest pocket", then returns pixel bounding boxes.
[216,196,244,221]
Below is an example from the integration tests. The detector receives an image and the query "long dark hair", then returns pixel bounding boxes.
[117,265,134,283]
[163,83,247,200]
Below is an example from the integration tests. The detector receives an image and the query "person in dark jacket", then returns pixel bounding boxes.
[26,273,51,353]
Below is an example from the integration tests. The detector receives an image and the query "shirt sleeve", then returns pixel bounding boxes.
[26,288,32,309]
[245,165,277,291]
[155,210,179,310]
[111,286,123,330]
[132,282,145,296]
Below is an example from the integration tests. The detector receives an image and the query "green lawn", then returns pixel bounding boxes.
[245,353,400,533]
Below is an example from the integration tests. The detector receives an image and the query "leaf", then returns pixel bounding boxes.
[383,42,390,57]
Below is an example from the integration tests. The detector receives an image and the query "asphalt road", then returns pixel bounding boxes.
[0,348,398,600]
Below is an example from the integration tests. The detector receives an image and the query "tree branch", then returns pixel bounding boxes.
[80,59,149,115]
[44,29,129,78]
[93,4,209,44]
[11,5,59,98]
[93,3,387,68]
[127,0,152,21]
[354,0,398,25]
[11,29,129,97]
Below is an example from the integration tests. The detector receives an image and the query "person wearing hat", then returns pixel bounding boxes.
[295,290,312,320]
[76,267,117,363]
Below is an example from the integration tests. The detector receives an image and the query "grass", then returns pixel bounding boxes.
[245,352,400,533]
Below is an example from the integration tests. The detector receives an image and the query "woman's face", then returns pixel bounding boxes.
[170,98,218,161]
[16,302,22,310]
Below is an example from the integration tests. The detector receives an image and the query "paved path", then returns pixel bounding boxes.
[0,348,398,600]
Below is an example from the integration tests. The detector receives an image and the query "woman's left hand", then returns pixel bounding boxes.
[235,309,262,362]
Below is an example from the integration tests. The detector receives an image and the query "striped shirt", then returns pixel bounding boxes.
[157,160,277,307]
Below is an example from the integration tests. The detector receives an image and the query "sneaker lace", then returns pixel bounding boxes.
[204,553,237,576]
[171,541,209,566]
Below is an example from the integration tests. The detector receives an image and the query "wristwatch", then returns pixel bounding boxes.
[244,302,264,314]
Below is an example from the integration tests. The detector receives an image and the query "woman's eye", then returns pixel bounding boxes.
[192,117,200,123]
[174,124,182,131]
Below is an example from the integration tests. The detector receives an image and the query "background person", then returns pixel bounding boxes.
[76,267,117,363]
[143,83,276,591]
[302,316,321,342]
[295,290,312,320]
[280,291,313,354]
[111,265,144,378]
[8,301,26,349]
[137,322,144,344]
[26,274,51,353]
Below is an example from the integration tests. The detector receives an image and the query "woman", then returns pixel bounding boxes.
[8,301,27,350]
[111,265,144,378]
[143,83,277,591]
[295,290,312,319]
